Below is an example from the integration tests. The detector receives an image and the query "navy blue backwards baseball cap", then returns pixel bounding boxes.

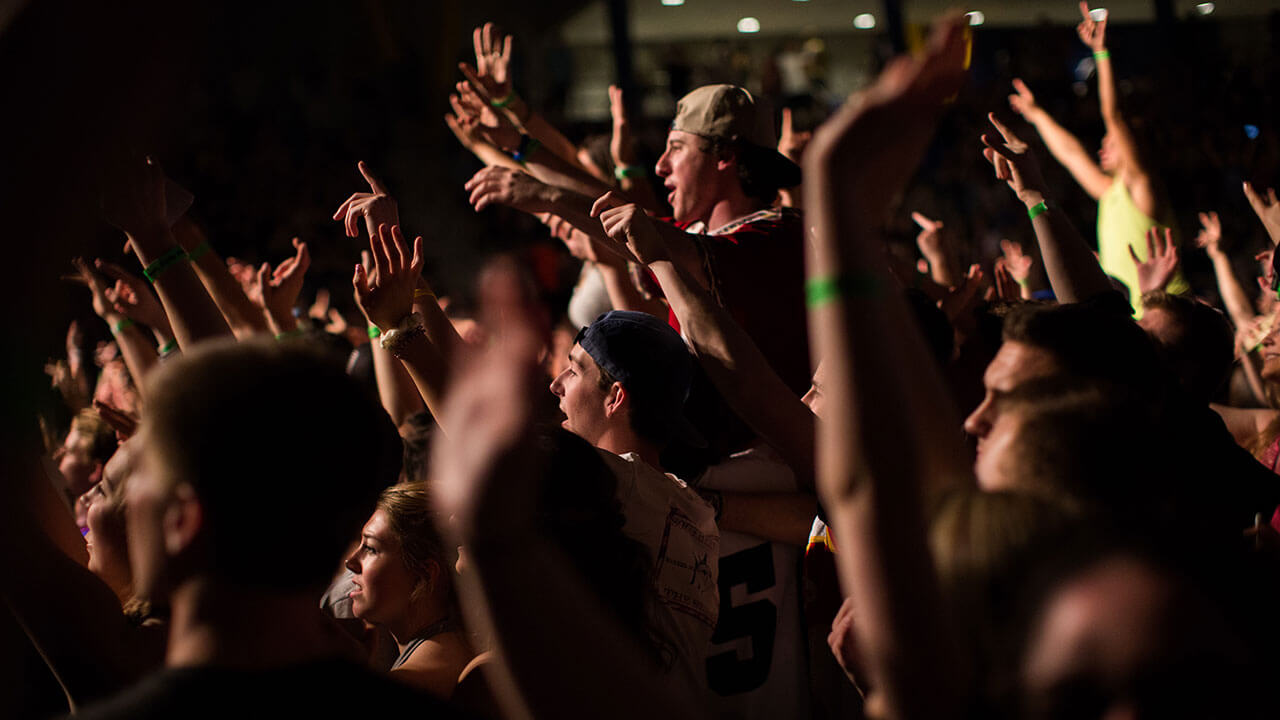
[576,310,705,448]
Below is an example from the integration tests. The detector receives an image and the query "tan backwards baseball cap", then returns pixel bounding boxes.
[671,84,801,188]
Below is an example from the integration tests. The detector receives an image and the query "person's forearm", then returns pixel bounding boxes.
[127,228,234,348]
[716,492,817,546]
[1241,351,1270,409]
[414,282,466,362]
[649,258,815,485]
[506,98,591,175]
[468,139,525,171]
[107,316,159,390]
[523,145,615,201]
[1024,194,1115,304]
[1209,252,1257,329]
[807,153,966,720]
[1024,109,1110,199]
[176,230,270,339]
[369,331,426,428]
[595,260,666,317]
[393,333,451,428]
[1094,50,1119,123]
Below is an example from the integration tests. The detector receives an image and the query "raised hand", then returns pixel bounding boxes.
[981,113,1051,206]
[590,192,666,265]
[459,23,514,105]
[95,260,170,332]
[252,238,311,322]
[805,15,968,218]
[608,85,638,168]
[333,162,400,239]
[1076,2,1107,52]
[1194,211,1224,256]
[1243,181,1280,245]
[430,259,546,534]
[71,258,115,320]
[1129,227,1179,295]
[353,224,425,331]
[1007,79,1041,120]
[992,257,1023,302]
[93,399,139,441]
[1000,238,1034,286]
[451,80,521,150]
[464,165,557,213]
[777,107,812,163]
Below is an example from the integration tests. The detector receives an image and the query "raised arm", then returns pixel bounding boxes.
[1243,181,1280,247]
[103,157,233,349]
[466,166,703,284]
[804,19,970,720]
[96,260,176,355]
[452,79,613,201]
[354,224,453,423]
[172,218,270,338]
[590,191,817,486]
[1008,79,1112,200]
[609,85,663,213]
[982,113,1116,303]
[72,258,158,393]
[357,250,425,428]
[1078,2,1154,215]
[1129,227,1180,296]
[249,238,310,336]
[1196,211,1256,329]
[461,23,586,174]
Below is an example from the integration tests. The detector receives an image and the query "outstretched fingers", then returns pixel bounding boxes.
[590,190,623,218]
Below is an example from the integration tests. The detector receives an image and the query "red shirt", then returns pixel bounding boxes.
[661,207,812,396]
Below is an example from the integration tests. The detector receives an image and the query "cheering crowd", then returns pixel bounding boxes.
[10,4,1280,718]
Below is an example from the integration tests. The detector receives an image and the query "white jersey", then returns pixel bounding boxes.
[599,450,720,683]
[696,445,810,720]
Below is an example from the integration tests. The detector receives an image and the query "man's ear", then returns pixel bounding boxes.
[715,145,739,173]
[603,381,628,419]
[163,483,204,556]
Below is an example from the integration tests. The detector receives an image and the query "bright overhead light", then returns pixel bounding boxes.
[1196,2,1215,15]
[966,11,985,26]
[1089,7,1108,21]
[853,13,876,29]
[737,17,760,33]
[661,0,684,5]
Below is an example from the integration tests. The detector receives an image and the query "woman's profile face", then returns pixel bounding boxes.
[345,509,418,627]
[83,456,132,596]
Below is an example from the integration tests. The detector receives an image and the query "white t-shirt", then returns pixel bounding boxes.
[598,450,720,682]
[696,445,810,720]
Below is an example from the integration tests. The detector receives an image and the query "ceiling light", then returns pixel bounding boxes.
[1196,2,1215,15]
[737,17,760,33]
[1088,7,1108,21]
[662,0,684,5]
[853,13,876,29]
[966,11,985,26]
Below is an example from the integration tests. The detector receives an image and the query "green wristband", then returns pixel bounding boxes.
[1093,50,1110,60]
[368,325,382,339]
[1027,201,1049,220]
[111,318,135,335]
[158,338,178,355]
[614,165,647,181]
[490,90,518,109]
[805,273,884,308]
[143,246,190,283]
[187,241,212,262]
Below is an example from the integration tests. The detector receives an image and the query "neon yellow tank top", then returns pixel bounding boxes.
[1096,179,1188,317]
